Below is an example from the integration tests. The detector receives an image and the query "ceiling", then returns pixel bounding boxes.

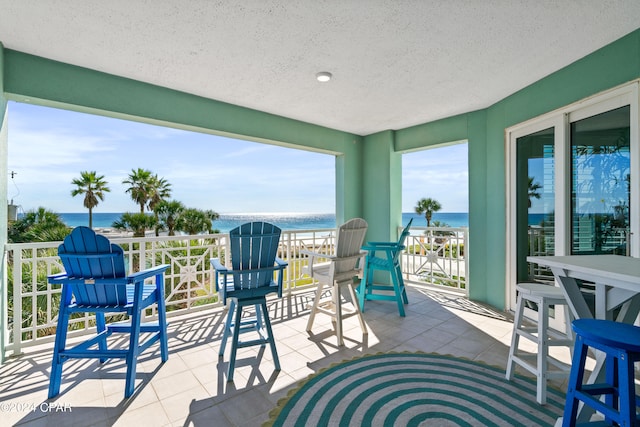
[1,1,640,136]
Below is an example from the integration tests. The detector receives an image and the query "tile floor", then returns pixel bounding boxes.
[0,285,574,426]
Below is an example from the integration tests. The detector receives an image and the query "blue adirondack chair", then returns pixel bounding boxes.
[358,218,412,316]
[210,222,287,381]
[48,226,169,398]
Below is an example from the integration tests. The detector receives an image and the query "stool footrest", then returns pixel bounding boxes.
[516,328,573,345]
[509,353,571,377]
[574,390,626,422]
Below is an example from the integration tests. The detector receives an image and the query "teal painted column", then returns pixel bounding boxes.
[0,42,8,364]
[362,130,402,242]
[336,135,364,225]
[466,111,489,305]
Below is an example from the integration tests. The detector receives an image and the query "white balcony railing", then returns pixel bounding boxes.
[3,226,468,357]
[402,226,468,295]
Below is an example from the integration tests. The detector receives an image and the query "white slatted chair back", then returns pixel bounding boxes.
[331,218,368,281]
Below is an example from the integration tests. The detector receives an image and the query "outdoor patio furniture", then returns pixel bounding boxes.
[563,319,640,426]
[302,218,368,346]
[506,282,573,405]
[528,255,640,420]
[48,226,169,398]
[358,218,412,316]
[210,221,287,381]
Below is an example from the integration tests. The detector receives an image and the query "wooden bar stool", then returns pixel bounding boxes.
[563,319,640,426]
[506,282,573,405]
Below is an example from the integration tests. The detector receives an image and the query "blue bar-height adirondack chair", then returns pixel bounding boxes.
[210,222,287,381]
[358,218,412,316]
[48,226,169,398]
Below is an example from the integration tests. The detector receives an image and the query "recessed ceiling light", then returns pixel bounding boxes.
[316,71,332,82]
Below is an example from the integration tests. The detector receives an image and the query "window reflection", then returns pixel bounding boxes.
[571,106,630,255]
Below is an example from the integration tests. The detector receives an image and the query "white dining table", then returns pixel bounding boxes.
[527,255,640,322]
[527,254,640,423]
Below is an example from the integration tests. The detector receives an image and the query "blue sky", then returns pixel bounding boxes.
[7,102,468,214]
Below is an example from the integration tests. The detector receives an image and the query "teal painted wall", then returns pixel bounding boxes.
[2,28,640,313]
[362,130,402,242]
[392,29,640,309]
[395,114,469,152]
[466,111,488,303]
[336,135,364,225]
[478,29,640,308]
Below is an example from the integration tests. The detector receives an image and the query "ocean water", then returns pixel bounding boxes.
[55,212,471,232]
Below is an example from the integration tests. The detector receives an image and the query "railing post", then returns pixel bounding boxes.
[463,227,469,296]
[285,231,292,295]
[139,238,147,272]
[1,249,7,363]
[12,248,23,356]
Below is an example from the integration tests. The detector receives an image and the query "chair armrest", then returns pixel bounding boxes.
[51,277,130,286]
[300,249,335,277]
[210,258,227,272]
[211,258,288,298]
[48,273,68,284]
[299,249,334,260]
[366,241,398,246]
[362,242,401,250]
[127,264,170,282]
[335,251,368,263]
[210,258,228,293]
[274,257,288,297]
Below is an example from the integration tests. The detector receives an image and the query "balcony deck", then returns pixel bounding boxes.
[0,285,573,426]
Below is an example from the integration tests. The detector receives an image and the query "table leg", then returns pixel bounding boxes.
[595,284,608,320]
[615,293,640,324]
[555,274,593,320]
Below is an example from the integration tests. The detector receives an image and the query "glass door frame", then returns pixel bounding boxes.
[507,115,566,327]
[506,81,639,316]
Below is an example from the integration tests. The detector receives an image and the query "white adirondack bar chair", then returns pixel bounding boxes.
[302,218,368,346]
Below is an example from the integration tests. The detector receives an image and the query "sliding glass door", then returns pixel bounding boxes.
[508,83,638,321]
[515,127,556,283]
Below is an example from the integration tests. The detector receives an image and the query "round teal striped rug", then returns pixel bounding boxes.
[265,352,564,426]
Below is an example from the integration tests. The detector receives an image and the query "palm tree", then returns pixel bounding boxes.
[112,212,156,237]
[8,207,70,243]
[147,175,172,236]
[156,200,185,236]
[203,209,220,233]
[123,168,153,213]
[71,171,110,228]
[528,177,542,208]
[177,208,213,235]
[415,197,442,227]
